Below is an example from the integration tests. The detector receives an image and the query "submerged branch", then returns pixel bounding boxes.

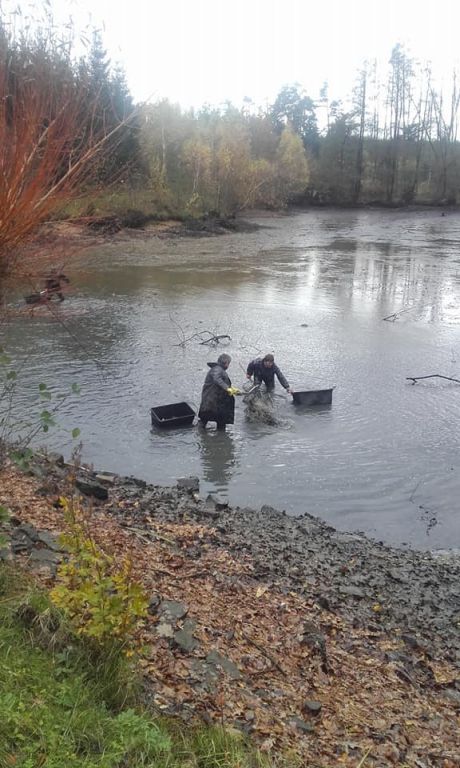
[406,374,460,385]
[199,333,231,346]
[383,306,417,321]
[170,323,231,348]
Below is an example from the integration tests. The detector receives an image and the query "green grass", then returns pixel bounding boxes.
[0,564,276,768]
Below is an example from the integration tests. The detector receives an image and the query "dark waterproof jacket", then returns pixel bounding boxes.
[198,363,235,425]
[246,358,289,390]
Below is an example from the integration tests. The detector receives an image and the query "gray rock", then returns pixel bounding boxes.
[190,659,219,691]
[288,716,315,734]
[156,622,174,639]
[316,595,331,610]
[159,600,189,621]
[260,505,279,516]
[30,548,61,564]
[123,476,147,489]
[339,586,366,598]
[206,649,242,680]
[75,478,108,500]
[36,531,61,552]
[11,528,34,554]
[148,594,161,615]
[442,689,460,706]
[11,540,31,555]
[173,629,198,653]
[334,532,365,544]
[209,496,229,510]
[302,700,322,715]
[95,473,117,486]
[183,618,197,633]
[177,476,200,492]
[388,568,405,582]
[203,509,221,520]
[402,634,422,650]
[14,523,39,541]
[0,546,12,562]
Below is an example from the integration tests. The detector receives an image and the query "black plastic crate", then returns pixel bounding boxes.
[151,401,195,429]
[292,388,333,406]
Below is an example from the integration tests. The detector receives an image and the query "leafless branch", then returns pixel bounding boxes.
[406,374,460,385]
[241,630,287,676]
[382,306,417,321]
[169,316,231,348]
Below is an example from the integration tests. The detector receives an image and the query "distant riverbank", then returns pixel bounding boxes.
[25,203,458,265]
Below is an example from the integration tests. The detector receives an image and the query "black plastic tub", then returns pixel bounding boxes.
[151,401,195,429]
[292,388,333,406]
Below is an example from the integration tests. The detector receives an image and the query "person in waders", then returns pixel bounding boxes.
[198,353,240,430]
[246,353,291,393]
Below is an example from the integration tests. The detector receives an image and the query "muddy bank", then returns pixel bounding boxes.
[82,212,261,238]
[7,210,263,275]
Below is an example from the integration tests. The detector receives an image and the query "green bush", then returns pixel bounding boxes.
[50,497,148,654]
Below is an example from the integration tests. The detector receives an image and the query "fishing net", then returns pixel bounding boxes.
[242,383,289,427]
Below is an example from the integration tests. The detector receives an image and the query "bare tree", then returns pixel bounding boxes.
[353,64,368,202]
[0,15,129,301]
[385,45,414,202]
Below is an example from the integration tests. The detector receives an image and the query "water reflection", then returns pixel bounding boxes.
[198,429,238,489]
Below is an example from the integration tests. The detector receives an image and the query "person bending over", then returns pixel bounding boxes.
[246,353,291,393]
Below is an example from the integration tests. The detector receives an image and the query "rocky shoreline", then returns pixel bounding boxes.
[108,473,460,663]
[3,455,460,659]
[1,454,459,765]
[3,455,458,663]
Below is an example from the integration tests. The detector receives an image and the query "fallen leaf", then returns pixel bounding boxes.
[256,585,269,598]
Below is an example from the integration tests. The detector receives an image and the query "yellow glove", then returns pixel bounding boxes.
[227,386,240,396]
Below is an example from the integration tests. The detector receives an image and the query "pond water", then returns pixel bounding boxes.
[2,209,460,549]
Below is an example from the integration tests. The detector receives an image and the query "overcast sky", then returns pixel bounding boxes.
[8,0,460,107]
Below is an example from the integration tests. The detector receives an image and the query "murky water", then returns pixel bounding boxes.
[2,209,460,549]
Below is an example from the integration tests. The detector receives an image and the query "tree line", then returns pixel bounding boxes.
[3,4,460,288]
[137,45,460,213]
